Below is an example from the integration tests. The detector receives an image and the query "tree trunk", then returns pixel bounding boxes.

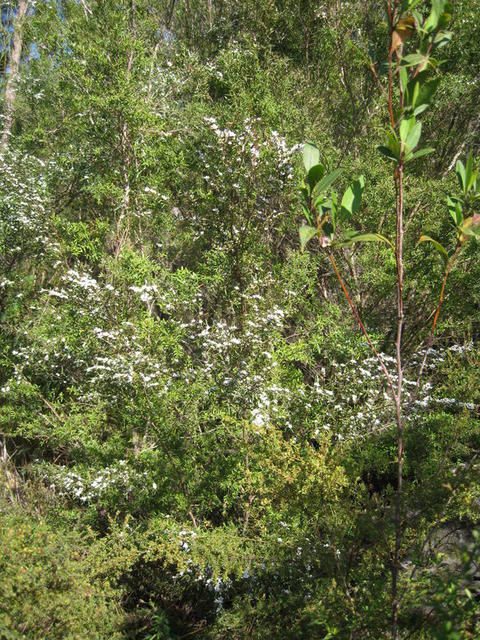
[0,0,29,153]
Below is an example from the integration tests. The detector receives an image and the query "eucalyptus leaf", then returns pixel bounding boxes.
[307,164,325,191]
[401,53,426,67]
[340,176,365,221]
[446,196,463,226]
[456,159,466,193]
[433,30,452,48]
[413,104,429,116]
[377,145,399,162]
[465,152,473,194]
[418,235,448,266]
[302,143,320,172]
[340,232,393,249]
[405,147,434,162]
[312,168,342,198]
[299,225,318,252]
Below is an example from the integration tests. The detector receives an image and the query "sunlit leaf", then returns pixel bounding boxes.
[400,117,421,152]
[456,159,466,193]
[299,225,318,252]
[340,232,393,249]
[302,142,320,172]
[446,196,463,226]
[433,30,452,48]
[465,152,473,194]
[418,234,448,266]
[313,168,342,198]
[405,147,434,162]
[401,53,426,67]
[340,176,365,221]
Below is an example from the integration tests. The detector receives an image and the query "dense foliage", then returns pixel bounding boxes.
[1,1,479,638]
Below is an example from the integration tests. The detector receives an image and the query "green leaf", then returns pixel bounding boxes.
[399,117,414,143]
[413,104,428,116]
[299,225,318,252]
[301,203,313,225]
[424,0,444,32]
[312,168,342,198]
[401,53,427,67]
[433,30,452,48]
[411,80,420,108]
[306,163,325,191]
[377,145,399,162]
[456,159,466,193]
[302,142,320,172]
[407,76,440,113]
[463,152,478,193]
[340,232,393,249]
[399,67,408,93]
[400,117,421,152]
[406,124,421,151]
[447,196,463,226]
[465,152,473,194]
[418,235,448,266]
[461,226,480,239]
[405,147,434,162]
[340,176,365,221]
[459,214,480,239]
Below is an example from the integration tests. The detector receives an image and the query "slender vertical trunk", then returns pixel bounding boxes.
[115,0,136,258]
[0,0,28,153]
[392,161,404,640]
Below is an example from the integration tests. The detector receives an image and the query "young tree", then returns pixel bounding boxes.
[299,1,479,636]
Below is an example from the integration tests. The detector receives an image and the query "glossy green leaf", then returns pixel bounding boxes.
[456,159,466,193]
[407,76,441,113]
[340,232,393,249]
[302,142,320,172]
[465,152,473,194]
[461,226,480,239]
[405,147,434,162]
[301,203,313,225]
[299,225,318,252]
[459,214,480,238]
[413,104,429,116]
[407,128,420,152]
[411,81,420,108]
[307,163,325,191]
[401,53,427,67]
[418,234,448,266]
[433,30,452,48]
[312,168,342,198]
[401,118,422,152]
[377,146,399,162]
[399,67,408,93]
[399,117,414,143]
[446,196,463,226]
[340,176,365,220]
[424,0,446,32]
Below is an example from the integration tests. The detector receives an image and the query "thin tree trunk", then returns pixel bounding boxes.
[392,160,404,640]
[115,0,136,258]
[0,0,28,152]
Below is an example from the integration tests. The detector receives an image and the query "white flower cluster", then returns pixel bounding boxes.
[0,150,57,275]
[46,460,148,504]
